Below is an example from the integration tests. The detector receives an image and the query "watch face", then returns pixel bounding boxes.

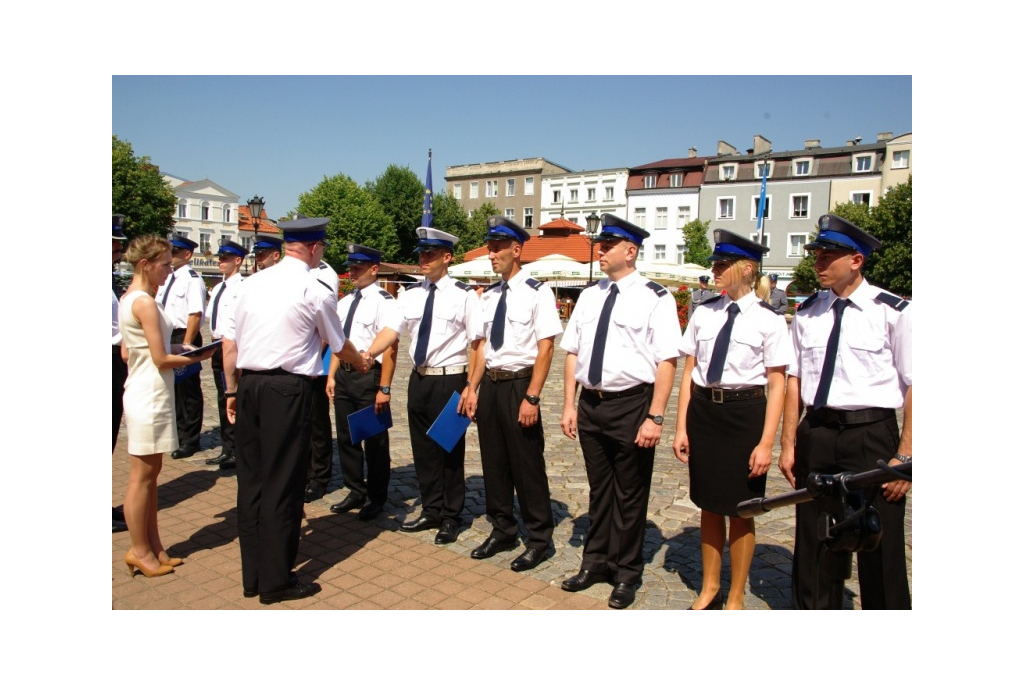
[650,415,663,425]
[379,386,391,394]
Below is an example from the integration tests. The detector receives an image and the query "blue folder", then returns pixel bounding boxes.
[426,391,472,453]
[322,346,332,376]
[347,404,393,444]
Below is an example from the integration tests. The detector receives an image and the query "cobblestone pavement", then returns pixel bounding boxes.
[112,322,911,609]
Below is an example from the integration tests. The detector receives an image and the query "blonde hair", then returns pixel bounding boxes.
[124,234,171,268]
[724,258,760,292]
[755,274,771,302]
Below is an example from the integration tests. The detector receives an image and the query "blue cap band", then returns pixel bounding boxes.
[486,226,524,242]
[218,245,246,258]
[713,242,763,261]
[815,229,873,256]
[596,226,642,244]
[283,230,326,242]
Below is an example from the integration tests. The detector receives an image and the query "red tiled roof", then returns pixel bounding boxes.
[632,156,711,170]
[626,167,705,191]
[536,217,585,233]
[237,206,280,234]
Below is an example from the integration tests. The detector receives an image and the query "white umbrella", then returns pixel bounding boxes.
[524,254,589,281]
[448,255,496,280]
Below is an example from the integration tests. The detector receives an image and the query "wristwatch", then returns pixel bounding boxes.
[378,386,391,395]
[524,394,541,406]
[646,414,664,425]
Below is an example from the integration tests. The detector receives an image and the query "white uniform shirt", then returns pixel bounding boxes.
[112,289,122,345]
[395,274,481,368]
[337,282,402,364]
[681,290,792,389]
[476,270,562,371]
[789,280,911,410]
[205,272,245,339]
[225,255,348,376]
[561,270,683,392]
[315,261,339,296]
[156,264,206,329]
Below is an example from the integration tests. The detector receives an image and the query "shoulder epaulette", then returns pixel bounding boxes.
[645,281,668,297]
[379,290,394,300]
[525,278,542,290]
[700,294,723,307]
[875,291,909,311]
[188,269,200,278]
[485,281,502,293]
[758,300,782,315]
[317,279,333,292]
[318,263,328,270]
[797,291,823,311]
[454,280,473,291]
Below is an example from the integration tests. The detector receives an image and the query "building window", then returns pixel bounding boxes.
[567,216,578,226]
[851,192,872,205]
[587,187,596,202]
[486,180,498,198]
[201,203,210,221]
[638,246,645,261]
[854,154,873,173]
[892,150,909,169]
[634,208,646,228]
[676,244,685,265]
[525,177,534,195]
[177,201,187,219]
[553,190,561,204]
[755,161,774,179]
[654,244,666,260]
[677,206,691,227]
[223,206,231,223]
[720,165,736,181]
[506,179,515,196]
[669,173,682,188]
[791,194,809,219]
[644,173,657,189]
[788,233,809,257]
[470,182,478,199]
[241,236,252,251]
[750,195,772,221]
[199,233,212,253]
[604,186,614,201]
[569,189,578,203]
[749,232,770,258]
[453,183,462,200]
[793,159,811,176]
[718,198,735,220]
[524,207,533,229]
[655,207,668,229]
[505,208,515,220]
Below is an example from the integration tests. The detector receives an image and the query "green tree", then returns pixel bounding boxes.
[295,173,400,271]
[432,191,470,256]
[366,165,425,262]
[459,203,500,261]
[789,252,819,294]
[864,177,912,296]
[682,219,712,267]
[112,135,176,239]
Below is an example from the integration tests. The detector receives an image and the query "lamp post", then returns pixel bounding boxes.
[246,195,264,275]
[585,211,600,285]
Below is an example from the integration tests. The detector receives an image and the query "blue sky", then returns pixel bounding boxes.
[112,76,911,221]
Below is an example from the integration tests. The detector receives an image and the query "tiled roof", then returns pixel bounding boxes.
[237,206,280,234]
[631,156,711,170]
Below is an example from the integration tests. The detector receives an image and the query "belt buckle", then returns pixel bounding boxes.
[711,387,724,404]
[486,369,497,382]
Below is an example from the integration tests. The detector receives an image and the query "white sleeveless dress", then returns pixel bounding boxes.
[119,290,178,454]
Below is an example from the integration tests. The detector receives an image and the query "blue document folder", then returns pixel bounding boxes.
[322,346,332,376]
[426,391,472,453]
[347,404,393,444]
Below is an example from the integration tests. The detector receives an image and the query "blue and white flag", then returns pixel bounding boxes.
[422,149,433,228]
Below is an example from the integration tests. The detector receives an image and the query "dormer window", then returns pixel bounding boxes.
[854,154,873,173]
[669,173,682,188]
[755,161,774,179]
[720,165,736,181]
[644,173,657,189]
[793,159,811,176]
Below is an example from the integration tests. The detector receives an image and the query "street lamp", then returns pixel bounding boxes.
[585,211,601,285]
[247,196,264,275]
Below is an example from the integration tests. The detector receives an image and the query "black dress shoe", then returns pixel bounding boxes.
[687,591,724,610]
[205,451,233,466]
[510,547,549,572]
[304,482,326,503]
[434,520,459,545]
[608,582,637,609]
[561,569,609,592]
[246,572,296,598]
[400,516,442,532]
[259,580,321,605]
[112,518,129,533]
[330,493,366,514]
[356,502,384,521]
[470,536,517,560]
[218,455,236,470]
[171,443,199,459]
[112,506,125,522]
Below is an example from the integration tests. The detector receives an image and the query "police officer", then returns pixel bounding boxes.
[767,274,788,314]
[305,246,341,503]
[222,216,366,604]
[251,233,283,271]
[155,236,207,459]
[689,275,716,318]
[464,217,562,572]
[112,214,129,533]
[327,243,401,521]
[204,240,246,469]
[559,214,684,609]
[780,214,912,610]
[363,228,481,546]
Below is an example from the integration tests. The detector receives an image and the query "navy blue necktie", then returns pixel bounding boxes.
[490,282,509,350]
[160,273,176,307]
[343,290,362,338]
[813,298,849,410]
[587,283,618,387]
[211,282,226,332]
[706,302,740,386]
[413,283,435,367]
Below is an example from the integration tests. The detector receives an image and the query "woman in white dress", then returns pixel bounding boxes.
[119,235,215,578]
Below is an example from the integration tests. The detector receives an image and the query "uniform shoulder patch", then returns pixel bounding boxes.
[758,300,783,315]
[797,291,822,311]
[316,279,334,293]
[700,294,723,307]
[875,291,909,311]
[485,281,502,293]
[525,278,542,290]
[454,280,473,291]
[645,281,668,297]
[188,269,200,278]
[379,289,394,300]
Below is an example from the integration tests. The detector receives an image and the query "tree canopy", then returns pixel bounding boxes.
[112,135,176,240]
[365,165,425,263]
[681,219,712,267]
[431,192,471,258]
[459,203,499,261]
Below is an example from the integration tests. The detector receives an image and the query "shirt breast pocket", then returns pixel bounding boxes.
[694,327,718,365]
[614,310,647,349]
[846,333,887,377]
[507,306,533,346]
[732,329,764,373]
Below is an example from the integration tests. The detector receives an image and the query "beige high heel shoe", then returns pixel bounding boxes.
[125,551,174,578]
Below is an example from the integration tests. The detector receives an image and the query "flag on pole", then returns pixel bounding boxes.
[756,158,769,242]
[422,148,433,228]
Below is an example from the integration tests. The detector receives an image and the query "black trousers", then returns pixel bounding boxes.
[306,375,333,488]
[334,364,389,505]
[210,346,234,456]
[407,371,466,523]
[112,345,127,451]
[577,386,655,585]
[792,409,911,610]
[235,370,314,595]
[477,375,553,549]
[170,328,203,449]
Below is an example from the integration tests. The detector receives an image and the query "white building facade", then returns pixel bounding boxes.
[163,174,241,275]
[541,168,629,228]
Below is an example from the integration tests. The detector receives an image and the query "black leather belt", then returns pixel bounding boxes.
[581,383,651,401]
[692,385,766,404]
[241,368,311,379]
[485,366,533,382]
[807,407,895,426]
[341,360,381,372]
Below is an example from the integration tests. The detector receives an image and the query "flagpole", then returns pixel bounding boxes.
[756,151,770,247]
[422,148,433,228]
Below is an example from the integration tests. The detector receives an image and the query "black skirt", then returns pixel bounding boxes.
[685,389,768,517]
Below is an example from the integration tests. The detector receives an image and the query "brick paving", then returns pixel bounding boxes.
[112,324,911,610]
